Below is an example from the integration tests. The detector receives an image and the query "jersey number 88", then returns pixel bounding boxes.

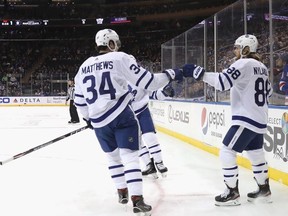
[255,78,270,106]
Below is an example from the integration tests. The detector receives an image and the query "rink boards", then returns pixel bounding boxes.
[149,100,288,186]
[1,96,287,186]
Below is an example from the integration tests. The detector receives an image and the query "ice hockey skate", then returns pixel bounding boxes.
[142,158,158,179]
[215,180,240,206]
[247,178,272,203]
[68,120,80,124]
[117,188,129,204]
[155,161,168,177]
[132,195,152,216]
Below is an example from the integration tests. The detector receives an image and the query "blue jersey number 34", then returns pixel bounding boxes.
[83,72,116,104]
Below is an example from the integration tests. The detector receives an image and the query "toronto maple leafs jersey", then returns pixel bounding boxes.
[203,58,272,134]
[74,51,170,128]
[128,83,169,115]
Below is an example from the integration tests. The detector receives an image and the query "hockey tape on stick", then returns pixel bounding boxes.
[0,125,89,165]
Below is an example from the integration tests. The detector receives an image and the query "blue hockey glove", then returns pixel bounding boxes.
[182,64,205,81]
[83,118,93,129]
[162,84,175,97]
[163,69,183,82]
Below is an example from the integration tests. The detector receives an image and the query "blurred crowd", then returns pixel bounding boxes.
[1,0,214,96]
[1,0,287,102]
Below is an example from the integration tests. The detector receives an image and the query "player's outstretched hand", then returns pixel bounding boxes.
[83,118,93,129]
[163,69,183,82]
[162,84,175,97]
[182,64,205,81]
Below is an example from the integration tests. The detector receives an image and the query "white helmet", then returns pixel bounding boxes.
[95,29,121,52]
[234,34,258,56]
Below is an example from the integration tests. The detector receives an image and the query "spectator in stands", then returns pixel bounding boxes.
[278,53,288,105]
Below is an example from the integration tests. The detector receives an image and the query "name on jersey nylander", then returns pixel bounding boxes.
[253,67,268,76]
[81,61,113,74]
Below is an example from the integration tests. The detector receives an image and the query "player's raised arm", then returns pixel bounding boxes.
[120,53,183,91]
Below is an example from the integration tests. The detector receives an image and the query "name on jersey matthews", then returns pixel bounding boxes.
[82,61,113,74]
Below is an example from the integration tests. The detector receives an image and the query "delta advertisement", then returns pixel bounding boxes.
[0,97,66,106]
[149,100,288,179]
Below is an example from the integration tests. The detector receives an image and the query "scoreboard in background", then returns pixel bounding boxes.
[1,19,14,26]
[0,17,135,27]
[1,19,51,26]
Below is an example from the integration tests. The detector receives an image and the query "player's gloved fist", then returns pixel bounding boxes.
[83,118,93,129]
[182,64,205,81]
[162,84,175,97]
[163,69,183,82]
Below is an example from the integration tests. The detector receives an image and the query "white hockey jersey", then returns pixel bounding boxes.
[203,58,272,134]
[74,51,170,128]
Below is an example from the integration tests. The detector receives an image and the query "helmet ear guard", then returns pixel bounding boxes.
[95,29,121,52]
[234,34,258,58]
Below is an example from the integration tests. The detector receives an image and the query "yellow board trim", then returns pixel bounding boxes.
[156,125,288,186]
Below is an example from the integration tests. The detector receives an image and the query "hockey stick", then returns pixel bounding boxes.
[276,150,288,162]
[0,125,89,165]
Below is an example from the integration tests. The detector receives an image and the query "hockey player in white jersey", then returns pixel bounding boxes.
[74,29,195,215]
[182,34,273,206]
[129,83,174,178]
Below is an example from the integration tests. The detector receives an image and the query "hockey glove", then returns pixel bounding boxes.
[162,84,175,97]
[163,69,183,82]
[83,118,93,129]
[182,64,205,81]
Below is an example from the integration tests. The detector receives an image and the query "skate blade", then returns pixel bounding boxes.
[151,173,158,179]
[134,211,152,216]
[122,203,128,212]
[119,198,129,204]
[143,172,158,179]
[215,198,241,206]
[247,196,272,204]
[160,172,167,178]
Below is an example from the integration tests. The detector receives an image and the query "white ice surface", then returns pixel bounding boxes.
[0,106,287,216]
